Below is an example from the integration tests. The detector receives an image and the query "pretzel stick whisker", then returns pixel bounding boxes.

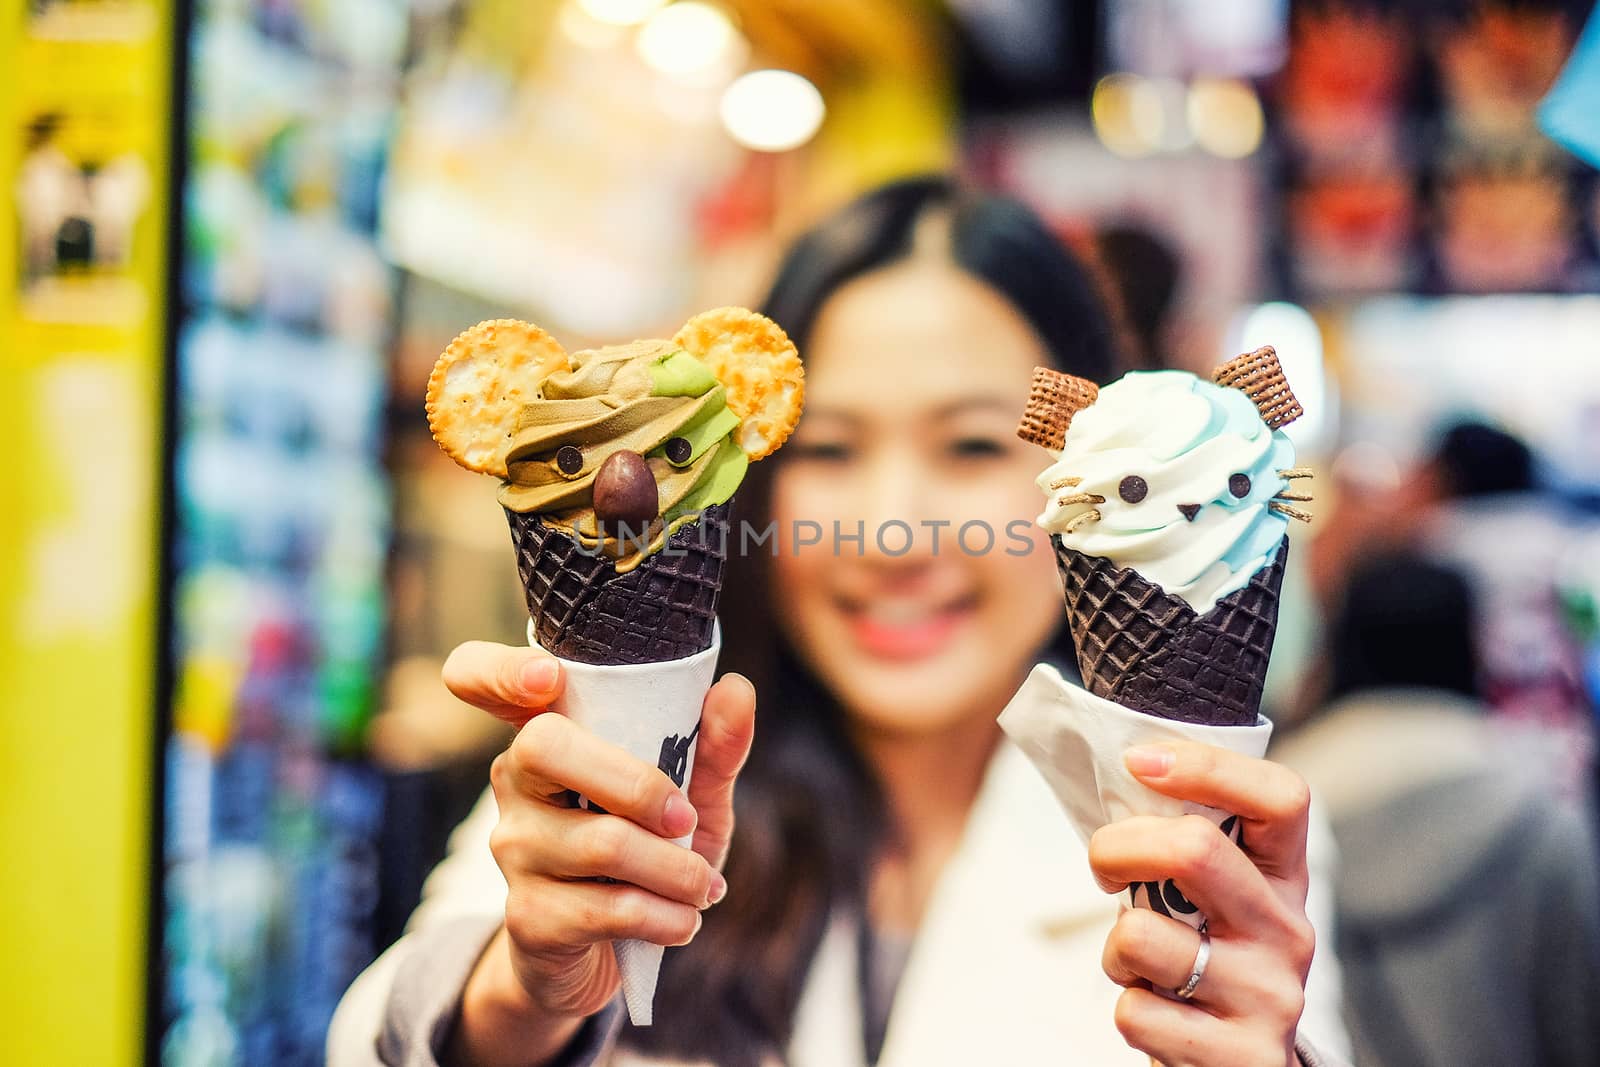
[1062,508,1102,533]
[1269,502,1313,522]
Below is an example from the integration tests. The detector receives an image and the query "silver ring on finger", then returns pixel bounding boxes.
[1175,920,1211,1000]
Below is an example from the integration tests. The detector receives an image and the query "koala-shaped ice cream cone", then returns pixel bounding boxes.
[427,309,804,666]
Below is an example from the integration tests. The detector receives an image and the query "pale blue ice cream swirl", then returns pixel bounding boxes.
[1036,370,1296,613]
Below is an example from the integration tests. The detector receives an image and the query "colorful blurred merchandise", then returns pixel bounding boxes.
[1276,5,1412,160]
[156,0,405,1062]
[1271,0,1599,299]
[1431,137,1583,293]
[163,738,384,1066]
[1436,3,1574,136]
[16,113,151,284]
[1285,166,1418,295]
[14,99,158,327]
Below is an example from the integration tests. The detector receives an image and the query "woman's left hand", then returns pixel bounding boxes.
[1088,740,1315,1067]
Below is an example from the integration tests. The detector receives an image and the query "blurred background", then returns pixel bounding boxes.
[3,0,1599,1064]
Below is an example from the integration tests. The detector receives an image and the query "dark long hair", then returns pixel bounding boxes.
[625,176,1122,1064]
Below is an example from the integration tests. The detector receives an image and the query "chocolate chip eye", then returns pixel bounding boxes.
[1118,475,1148,504]
[555,445,584,476]
[1229,473,1252,499]
[664,436,693,465]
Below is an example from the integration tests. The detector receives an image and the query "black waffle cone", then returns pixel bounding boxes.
[507,503,730,666]
[1054,539,1288,726]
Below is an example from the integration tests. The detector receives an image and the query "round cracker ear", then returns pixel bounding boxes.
[1212,345,1303,428]
[1016,367,1099,451]
[425,319,571,477]
[673,307,805,461]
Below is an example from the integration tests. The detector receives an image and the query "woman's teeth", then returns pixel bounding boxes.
[843,597,975,659]
[863,602,937,625]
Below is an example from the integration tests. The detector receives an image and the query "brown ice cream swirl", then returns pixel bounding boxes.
[498,340,735,572]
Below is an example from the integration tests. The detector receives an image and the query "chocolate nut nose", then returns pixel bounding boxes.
[1178,503,1201,522]
[592,450,659,531]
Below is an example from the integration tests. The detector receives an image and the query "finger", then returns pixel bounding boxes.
[442,641,564,725]
[1089,814,1290,936]
[1123,741,1311,878]
[539,808,719,908]
[1103,909,1309,1024]
[495,713,696,840]
[1102,908,1207,993]
[685,673,756,869]
[1113,986,1296,1067]
[506,879,703,951]
[487,803,718,908]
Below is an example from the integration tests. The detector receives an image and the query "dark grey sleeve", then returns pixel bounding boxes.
[370,914,624,1067]
[1529,803,1600,1067]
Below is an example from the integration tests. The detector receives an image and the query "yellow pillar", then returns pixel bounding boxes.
[0,4,172,1064]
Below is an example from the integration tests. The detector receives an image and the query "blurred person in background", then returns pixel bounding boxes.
[1307,417,1533,607]
[1274,551,1600,1067]
[331,178,1351,1067]
[1307,417,1538,605]
[1307,419,1592,772]
[1418,421,1593,778]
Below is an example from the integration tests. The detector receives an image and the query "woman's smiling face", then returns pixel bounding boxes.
[770,258,1067,738]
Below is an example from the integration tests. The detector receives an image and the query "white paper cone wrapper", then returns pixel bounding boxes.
[527,617,723,1026]
[998,663,1272,931]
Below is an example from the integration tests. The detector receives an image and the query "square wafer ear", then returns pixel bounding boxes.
[427,319,571,477]
[1016,367,1099,451]
[1212,345,1303,429]
[673,308,805,461]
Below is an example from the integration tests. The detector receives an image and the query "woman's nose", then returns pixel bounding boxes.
[854,447,938,563]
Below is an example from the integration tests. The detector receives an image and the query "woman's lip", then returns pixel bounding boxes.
[838,597,977,661]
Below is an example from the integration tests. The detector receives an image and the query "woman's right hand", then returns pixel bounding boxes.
[437,640,757,1067]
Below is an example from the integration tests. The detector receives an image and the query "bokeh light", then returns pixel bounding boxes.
[1187,77,1265,159]
[1091,73,1166,158]
[1233,301,1336,455]
[636,1,742,80]
[719,69,826,152]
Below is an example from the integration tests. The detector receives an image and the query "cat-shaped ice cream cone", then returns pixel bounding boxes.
[1017,348,1314,726]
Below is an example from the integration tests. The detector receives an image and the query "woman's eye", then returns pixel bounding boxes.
[948,437,1007,459]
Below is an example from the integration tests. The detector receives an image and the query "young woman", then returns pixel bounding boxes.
[331,178,1349,1067]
